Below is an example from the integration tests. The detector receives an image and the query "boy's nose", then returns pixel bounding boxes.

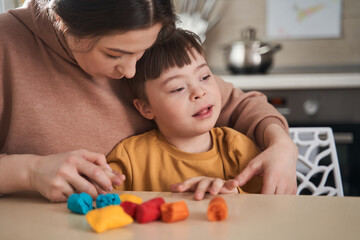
[191,87,207,101]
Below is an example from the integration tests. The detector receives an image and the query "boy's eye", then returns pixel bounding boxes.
[201,75,211,81]
[170,87,185,93]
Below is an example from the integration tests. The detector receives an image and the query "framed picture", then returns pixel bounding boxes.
[266,0,342,39]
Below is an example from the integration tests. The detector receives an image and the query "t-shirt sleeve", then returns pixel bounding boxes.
[106,143,133,191]
[214,75,289,149]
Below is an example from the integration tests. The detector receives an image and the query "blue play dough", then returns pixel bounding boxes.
[96,193,121,208]
[67,193,93,215]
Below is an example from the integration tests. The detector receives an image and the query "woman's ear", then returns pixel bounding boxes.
[133,99,155,120]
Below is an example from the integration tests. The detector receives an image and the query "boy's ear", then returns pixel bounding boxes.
[133,99,155,120]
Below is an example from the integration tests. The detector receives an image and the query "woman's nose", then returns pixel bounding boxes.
[118,56,137,79]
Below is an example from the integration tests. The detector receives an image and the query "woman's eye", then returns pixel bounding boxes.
[201,75,211,81]
[106,54,122,60]
[170,87,184,93]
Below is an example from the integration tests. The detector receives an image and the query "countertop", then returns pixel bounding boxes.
[1,191,360,240]
[220,72,360,90]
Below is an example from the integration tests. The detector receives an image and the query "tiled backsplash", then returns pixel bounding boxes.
[204,0,360,73]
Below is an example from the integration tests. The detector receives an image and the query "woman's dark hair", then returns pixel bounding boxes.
[127,29,205,101]
[39,0,176,40]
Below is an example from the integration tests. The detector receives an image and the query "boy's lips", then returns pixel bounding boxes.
[192,105,213,118]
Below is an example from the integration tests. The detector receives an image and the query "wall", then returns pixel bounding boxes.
[204,0,360,73]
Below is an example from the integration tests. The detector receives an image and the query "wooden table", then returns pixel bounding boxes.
[1,191,360,240]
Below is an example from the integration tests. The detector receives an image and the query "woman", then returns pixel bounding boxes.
[0,0,297,202]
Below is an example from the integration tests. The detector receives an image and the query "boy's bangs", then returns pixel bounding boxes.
[128,29,205,100]
[142,29,204,81]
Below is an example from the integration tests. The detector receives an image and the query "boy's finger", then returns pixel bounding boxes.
[210,178,225,195]
[172,176,205,192]
[170,183,184,192]
[194,179,212,200]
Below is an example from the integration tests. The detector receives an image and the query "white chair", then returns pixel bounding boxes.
[289,127,344,196]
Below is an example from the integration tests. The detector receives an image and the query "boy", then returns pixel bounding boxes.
[107,29,262,200]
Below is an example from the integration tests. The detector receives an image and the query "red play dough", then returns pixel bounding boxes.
[136,197,165,223]
[120,201,138,218]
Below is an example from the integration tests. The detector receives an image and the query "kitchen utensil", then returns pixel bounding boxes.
[174,0,222,42]
[223,27,282,74]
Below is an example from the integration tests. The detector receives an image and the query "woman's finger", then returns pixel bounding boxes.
[223,179,239,190]
[48,177,75,201]
[75,160,114,192]
[234,158,263,187]
[260,173,277,194]
[93,181,108,195]
[65,173,99,199]
[100,166,126,186]
[75,149,108,167]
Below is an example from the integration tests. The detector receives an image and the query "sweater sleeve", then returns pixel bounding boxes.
[106,143,133,191]
[214,75,289,149]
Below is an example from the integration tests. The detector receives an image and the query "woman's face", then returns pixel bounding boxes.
[67,23,163,80]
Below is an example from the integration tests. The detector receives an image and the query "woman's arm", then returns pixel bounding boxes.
[215,75,298,194]
[215,75,288,147]
[0,150,125,202]
[235,124,298,194]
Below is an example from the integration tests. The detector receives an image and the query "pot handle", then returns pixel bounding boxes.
[259,43,282,54]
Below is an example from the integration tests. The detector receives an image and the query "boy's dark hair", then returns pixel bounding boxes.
[127,28,205,101]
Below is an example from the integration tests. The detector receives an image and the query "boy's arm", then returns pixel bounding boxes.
[215,75,297,194]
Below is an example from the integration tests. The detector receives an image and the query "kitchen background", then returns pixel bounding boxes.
[2,0,359,73]
[202,0,360,74]
[2,0,360,196]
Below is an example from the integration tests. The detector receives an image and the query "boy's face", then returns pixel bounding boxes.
[134,50,222,139]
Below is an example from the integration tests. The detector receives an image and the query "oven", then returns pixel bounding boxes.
[263,88,360,196]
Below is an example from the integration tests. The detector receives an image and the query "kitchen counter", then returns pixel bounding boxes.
[220,73,360,90]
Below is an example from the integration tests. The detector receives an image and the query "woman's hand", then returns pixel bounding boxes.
[235,124,298,194]
[30,149,125,202]
[170,176,238,200]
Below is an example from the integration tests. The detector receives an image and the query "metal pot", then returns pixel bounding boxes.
[223,27,282,74]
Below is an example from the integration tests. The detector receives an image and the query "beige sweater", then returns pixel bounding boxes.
[0,0,288,158]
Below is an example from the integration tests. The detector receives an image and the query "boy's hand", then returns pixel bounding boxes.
[170,176,238,200]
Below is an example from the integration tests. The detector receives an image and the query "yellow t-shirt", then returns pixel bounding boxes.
[107,127,262,193]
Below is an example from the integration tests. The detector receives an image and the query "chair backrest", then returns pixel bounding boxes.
[289,127,344,196]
